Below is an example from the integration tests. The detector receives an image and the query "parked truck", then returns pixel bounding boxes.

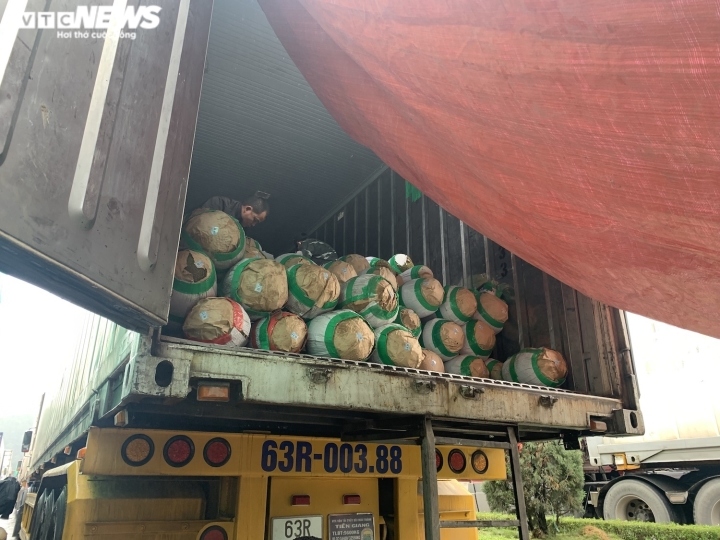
[583,315,720,526]
[1,1,644,539]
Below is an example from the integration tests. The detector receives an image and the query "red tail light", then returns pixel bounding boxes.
[343,495,361,505]
[204,438,231,467]
[435,449,443,472]
[292,495,311,506]
[163,435,195,467]
[200,525,228,540]
[448,449,467,473]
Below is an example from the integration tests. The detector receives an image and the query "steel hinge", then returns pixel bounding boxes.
[459,385,484,399]
[413,379,436,394]
[307,368,333,384]
[539,395,558,408]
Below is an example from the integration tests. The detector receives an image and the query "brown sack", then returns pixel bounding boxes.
[418,349,445,373]
[324,260,358,284]
[343,254,371,274]
[334,316,375,360]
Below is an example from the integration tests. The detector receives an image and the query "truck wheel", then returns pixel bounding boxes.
[693,478,720,525]
[603,479,674,523]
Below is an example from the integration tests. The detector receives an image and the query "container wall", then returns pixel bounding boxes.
[310,170,634,402]
[31,315,141,469]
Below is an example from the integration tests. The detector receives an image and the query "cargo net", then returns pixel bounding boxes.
[167,214,568,390]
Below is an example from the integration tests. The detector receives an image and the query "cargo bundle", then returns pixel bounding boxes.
[221,258,288,319]
[275,253,314,269]
[244,237,267,259]
[501,348,568,388]
[183,297,251,347]
[474,290,509,333]
[420,318,465,361]
[180,209,246,270]
[365,256,391,269]
[323,260,358,284]
[251,311,307,353]
[484,358,504,380]
[438,285,478,324]
[340,254,370,274]
[169,250,217,326]
[460,319,496,358]
[395,307,422,338]
[444,355,491,378]
[307,310,375,361]
[370,323,423,368]
[418,349,445,373]
[388,253,414,274]
[398,265,433,287]
[398,277,444,317]
[339,274,399,328]
[361,265,398,291]
[285,264,340,319]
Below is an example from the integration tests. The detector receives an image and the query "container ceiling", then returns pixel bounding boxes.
[186,0,385,254]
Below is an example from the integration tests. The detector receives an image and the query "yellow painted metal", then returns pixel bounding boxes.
[268,477,380,539]
[82,428,506,481]
[418,480,478,540]
[395,478,421,539]
[235,476,268,539]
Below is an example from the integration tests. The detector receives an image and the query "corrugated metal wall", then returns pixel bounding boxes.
[310,168,629,401]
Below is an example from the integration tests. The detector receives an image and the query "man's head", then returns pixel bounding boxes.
[240,192,270,228]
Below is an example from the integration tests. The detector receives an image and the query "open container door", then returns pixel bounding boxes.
[0,0,214,332]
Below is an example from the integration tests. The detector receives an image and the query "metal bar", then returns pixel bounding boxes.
[507,427,531,540]
[484,236,494,281]
[390,171,396,255]
[459,221,470,288]
[332,211,337,249]
[421,195,429,265]
[343,205,347,256]
[434,437,511,450]
[377,177,382,256]
[543,273,557,350]
[441,521,520,529]
[439,206,448,284]
[405,179,411,254]
[365,186,370,255]
[353,197,358,254]
[511,254,527,349]
[421,418,441,540]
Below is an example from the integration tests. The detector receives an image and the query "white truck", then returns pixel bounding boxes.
[584,314,720,525]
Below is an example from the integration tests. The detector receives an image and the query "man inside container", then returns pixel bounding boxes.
[200,191,270,228]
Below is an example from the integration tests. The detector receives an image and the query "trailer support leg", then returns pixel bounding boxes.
[421,417,441,540]
[508,426,531,540]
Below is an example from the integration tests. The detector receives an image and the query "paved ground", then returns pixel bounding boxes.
[0,512,18,539]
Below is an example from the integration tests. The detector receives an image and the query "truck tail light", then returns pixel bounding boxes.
[448,449,466,473]
[471,450,489,474]
[200,525,228,540]
[435,449,443,472]
[291,495,311,506]
[343,495,361,505]
[163,436,195,467]
[204,438,231,467]
[76,447,87,460]
[197,383,230,402]
[121,434,154,466]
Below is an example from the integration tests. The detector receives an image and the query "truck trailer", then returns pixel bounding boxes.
[1,1,645,539]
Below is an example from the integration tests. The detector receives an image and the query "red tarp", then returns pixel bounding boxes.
[259,0,720,338]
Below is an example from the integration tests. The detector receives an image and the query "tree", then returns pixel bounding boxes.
[484,441,584,537]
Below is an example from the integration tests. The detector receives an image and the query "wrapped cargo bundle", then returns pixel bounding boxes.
[183,297,251,347]
[323,260,358,284]
[341,254,370,274]
[418,349,445,373]
[501,348,568,388]
[445,355,491,378]
[307,310,375,361]
[388,254,414,274]
[251,311,307,353]
[244,237,266,259]
[339,274,399,328]
[221,258,288,320]
[361,265,398,291]
[420,318,464,361]
[180,209,246,270]
[366,256,391,269]
[276,253,314,269]
[399,277,444,317]
[395,307,422,338]
[286,264,340,319]
[438,285,478,324]
[474,290,509,334]
[398,264,433,287]
[485,358,503,380]
[370,324,423,368]
[460,319,496,358]
[169,250,217,326]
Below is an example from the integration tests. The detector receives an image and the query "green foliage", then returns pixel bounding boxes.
[484,441,585,536]
[476,514,720,540]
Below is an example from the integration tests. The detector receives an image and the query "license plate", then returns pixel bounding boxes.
[272,515,323,540]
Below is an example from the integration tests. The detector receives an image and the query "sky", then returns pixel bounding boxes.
[0,272,719,447]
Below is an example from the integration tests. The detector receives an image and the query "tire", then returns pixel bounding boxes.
[603,479,675,523]
[693,478,720,525]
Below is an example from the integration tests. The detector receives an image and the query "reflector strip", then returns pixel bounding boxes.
[163,435,195,467]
